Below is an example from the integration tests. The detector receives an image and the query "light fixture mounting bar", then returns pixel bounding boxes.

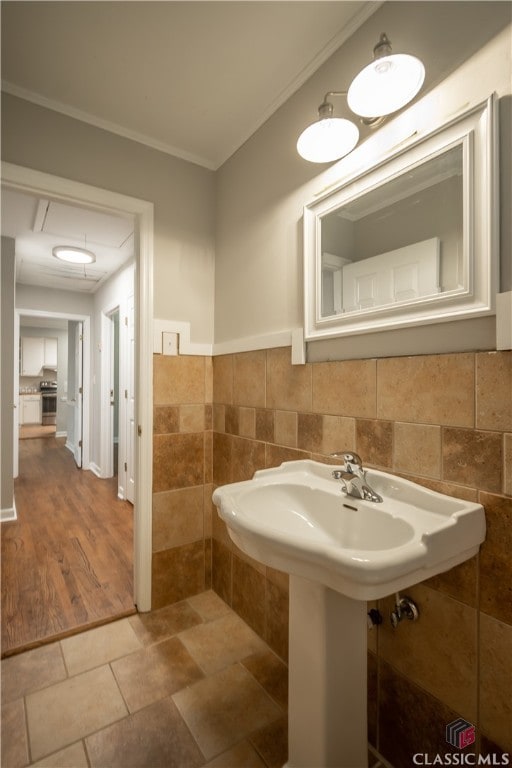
[373,33,392,59]
[323,91,348,100]
[317,91,348,119]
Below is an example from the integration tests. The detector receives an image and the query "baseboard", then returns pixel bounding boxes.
[89,462,102,478]
[56,430,67,438]
[1,499,17,522]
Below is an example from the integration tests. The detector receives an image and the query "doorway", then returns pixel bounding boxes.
[2,161,154,621]
[15,310,91,475]
[4,305,135,656]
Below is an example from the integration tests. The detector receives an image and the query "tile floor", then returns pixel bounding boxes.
[1,591,289,768]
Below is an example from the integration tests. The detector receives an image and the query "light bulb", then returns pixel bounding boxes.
[297,118,359,163]
[348,52,425,118]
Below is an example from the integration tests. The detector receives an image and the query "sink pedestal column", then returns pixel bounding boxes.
[285,575,368,768]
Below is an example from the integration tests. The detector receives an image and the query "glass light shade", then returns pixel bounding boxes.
[52,246,96,264]
[347,53,425,118]
[297,117,359,163]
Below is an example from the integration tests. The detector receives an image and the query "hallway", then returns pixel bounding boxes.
[1,437,135,657]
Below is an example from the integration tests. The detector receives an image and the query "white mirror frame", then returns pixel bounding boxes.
[303,94,498,341]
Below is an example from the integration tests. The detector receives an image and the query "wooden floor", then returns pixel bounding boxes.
[19,424,57,439]
[1,437,135,657]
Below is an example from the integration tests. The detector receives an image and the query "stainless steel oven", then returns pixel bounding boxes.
[40,381,57,426]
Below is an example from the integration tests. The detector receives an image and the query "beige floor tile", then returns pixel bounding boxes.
[249,715,288,768]
[60,618,142,676]
[1,642,66,704]
[111,636,204,713]
[26,665,128,761]
[205,740,267,767]
[179,612,267,675]
[30,741,89,767]
[173,664,282,760]
[242,651,288,710]
[186,590,232,622]
[1,698,29,768]
[129,600,203,646]
[85,697,204,767]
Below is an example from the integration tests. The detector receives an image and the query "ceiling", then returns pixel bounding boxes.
[1,188,135,293]
[1,1,377,292]
[1,1,376,171]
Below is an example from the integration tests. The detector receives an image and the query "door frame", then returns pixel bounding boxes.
[15,310,91,470]
[100,303,125,496]
[73,319,84,469]
[100,306,119,481]
[3,161,154,612]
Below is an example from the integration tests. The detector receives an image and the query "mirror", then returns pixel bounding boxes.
[320,145,462,317]
[304,96,498,341]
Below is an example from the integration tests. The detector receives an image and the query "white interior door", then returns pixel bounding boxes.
[108,317,115,475]
[13,314,20,478]
[126,294,135,504]
[109,310,119,479]
[73,321,83,468]
[342,238,440,312]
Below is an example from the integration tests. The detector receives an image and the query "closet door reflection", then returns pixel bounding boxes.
[320,145,462,318]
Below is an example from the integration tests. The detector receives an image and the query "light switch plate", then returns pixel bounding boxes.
[162,332,179,355]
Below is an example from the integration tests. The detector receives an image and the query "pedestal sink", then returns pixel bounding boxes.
[212,460,485,768]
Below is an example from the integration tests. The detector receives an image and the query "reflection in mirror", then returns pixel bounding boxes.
[320,144,463,318]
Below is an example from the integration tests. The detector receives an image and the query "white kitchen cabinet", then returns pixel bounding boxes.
[21,395,41,425]
[21,336,58,375]
[44,337,58,368]
[21,337,45,376]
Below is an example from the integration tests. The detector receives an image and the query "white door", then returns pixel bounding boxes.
[342,238,440,312]
[126,294,135,504]
[73,322,83,468]
[13,316,20,479]
[109,310,119,481]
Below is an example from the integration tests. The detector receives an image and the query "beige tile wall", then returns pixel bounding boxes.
[152,354,213,609]
[210,347,512,764]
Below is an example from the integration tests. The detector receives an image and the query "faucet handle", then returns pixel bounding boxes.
[330,451,363,472]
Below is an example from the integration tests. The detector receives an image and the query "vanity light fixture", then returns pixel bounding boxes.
[296,93,360,163]
[297,33,425,163]
[52,245,96,264]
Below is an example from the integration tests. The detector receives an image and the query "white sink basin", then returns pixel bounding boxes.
[212,459,485,600]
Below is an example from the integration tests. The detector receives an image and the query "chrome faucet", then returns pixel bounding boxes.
[330,451,383,503]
